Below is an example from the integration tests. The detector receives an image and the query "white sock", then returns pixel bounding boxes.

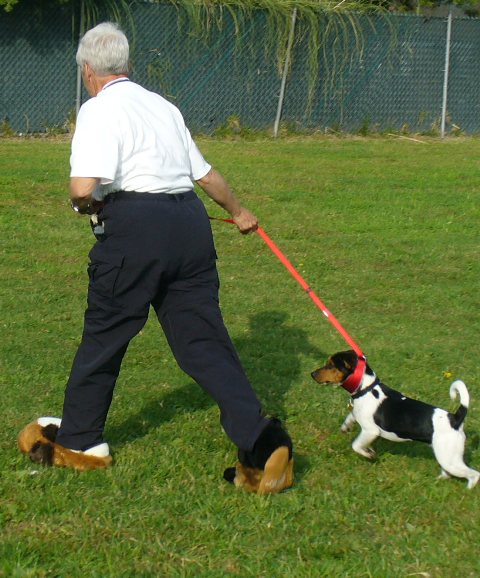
[82,443,110,457]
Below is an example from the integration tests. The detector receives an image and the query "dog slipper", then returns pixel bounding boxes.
[223,418,294,495]
[224,446,294,495]
[18,417,112,471]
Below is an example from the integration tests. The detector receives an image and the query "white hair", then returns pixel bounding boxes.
[76,22,129,76]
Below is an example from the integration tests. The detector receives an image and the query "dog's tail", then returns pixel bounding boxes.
[449,380,469,429]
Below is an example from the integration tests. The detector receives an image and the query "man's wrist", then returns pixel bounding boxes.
[71,200,89,214]
[229,204,243,219]
[71,198,104,215]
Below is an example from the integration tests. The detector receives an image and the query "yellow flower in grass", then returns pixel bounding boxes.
[443,370,453,379]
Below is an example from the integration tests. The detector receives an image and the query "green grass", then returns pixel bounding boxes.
[1,135,480,577]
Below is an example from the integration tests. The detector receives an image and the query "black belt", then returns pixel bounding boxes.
[105,190,196,203]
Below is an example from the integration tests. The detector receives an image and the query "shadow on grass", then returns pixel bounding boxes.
[107,309,321,480]
[467,432,480,454]
[107,381,213,447]
[372,435,480,473]
[107,376,312,484]
[374,438,433,461]
[233,310,324,420]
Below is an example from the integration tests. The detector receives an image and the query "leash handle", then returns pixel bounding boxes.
[209,216,365,359]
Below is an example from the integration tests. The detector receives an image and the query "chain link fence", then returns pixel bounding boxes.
[1,2,479,135]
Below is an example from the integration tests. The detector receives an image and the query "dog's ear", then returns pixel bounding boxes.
[257,446,292,495]
[333,350,358,373]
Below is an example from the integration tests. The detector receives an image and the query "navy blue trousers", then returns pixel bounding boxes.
[56,191,268,452]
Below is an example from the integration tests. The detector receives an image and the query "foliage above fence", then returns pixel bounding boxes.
[3,0,479,14]
[1,2,479,135]
[0,0,382,14]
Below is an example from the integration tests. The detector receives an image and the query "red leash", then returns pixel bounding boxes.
[210,217,366,393]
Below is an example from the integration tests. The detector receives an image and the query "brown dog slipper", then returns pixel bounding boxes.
[223,418,294,494]
[226,447,294,495]
[18,417,112,471]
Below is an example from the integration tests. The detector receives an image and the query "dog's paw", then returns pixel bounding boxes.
[364,447,376,459]
[341,412,356,433]
[467,473,480,490]
[354,446,376,459]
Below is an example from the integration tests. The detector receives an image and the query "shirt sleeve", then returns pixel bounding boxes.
[185,127,211,181]
[70,100,120,184]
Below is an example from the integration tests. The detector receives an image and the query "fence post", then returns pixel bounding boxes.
[440,9,452,139]
[273,8,297,138]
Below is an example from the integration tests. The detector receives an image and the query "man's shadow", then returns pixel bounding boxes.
[106,380,214,448]
[233,310,324,420]
[108,309,323,479]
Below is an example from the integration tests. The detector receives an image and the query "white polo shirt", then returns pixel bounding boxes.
[70,79,211,199]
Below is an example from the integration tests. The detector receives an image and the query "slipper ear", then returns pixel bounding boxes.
[41,423,59,443]
[257,446,293,495]
[29,441,55,465]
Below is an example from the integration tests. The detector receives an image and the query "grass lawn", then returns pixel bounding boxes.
[1,135,479,577]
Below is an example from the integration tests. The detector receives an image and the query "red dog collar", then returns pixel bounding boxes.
[341,355,366,395]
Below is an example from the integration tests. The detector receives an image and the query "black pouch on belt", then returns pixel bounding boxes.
[89,214,105,240]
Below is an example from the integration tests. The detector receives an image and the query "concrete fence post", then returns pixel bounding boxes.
[273,8,297,138]
[441,9,453,139]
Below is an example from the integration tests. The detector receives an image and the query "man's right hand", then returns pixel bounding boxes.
[232,207,258,235]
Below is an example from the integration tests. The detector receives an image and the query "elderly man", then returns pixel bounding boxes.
[52,22,293,492]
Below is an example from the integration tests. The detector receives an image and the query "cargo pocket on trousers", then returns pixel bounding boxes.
[87,252,125,301]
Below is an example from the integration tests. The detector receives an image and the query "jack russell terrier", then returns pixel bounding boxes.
[311,350,479,489]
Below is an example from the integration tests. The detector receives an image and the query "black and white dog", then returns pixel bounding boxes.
[311,350,479,489]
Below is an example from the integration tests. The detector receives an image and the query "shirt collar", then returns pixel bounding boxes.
[101,77,130,92]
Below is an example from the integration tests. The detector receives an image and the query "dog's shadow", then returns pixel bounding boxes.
[369,431,480,465]
[468,432,480,452]
[374,438,433,461]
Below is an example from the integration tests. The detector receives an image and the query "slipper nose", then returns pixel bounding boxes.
[223,467,236,483]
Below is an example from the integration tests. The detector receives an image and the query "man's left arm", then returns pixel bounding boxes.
[70,177,103,214]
